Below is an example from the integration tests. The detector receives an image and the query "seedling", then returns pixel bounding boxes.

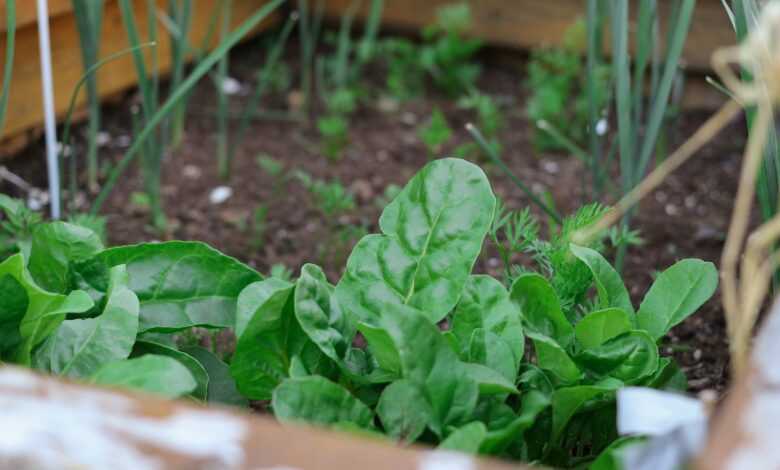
[418,108,453,157]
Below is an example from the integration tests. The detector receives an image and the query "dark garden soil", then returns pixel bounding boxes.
[2,38,745,396]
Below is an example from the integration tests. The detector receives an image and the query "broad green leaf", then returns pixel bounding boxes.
[439,422,487,453]
[481,391,550,454]
[32,265,139,378]
[28,222,103,294]
[551,379,621,442]
[77,241,262,332]
[643,357,688,392]
[90,354,196,398]
[636,259,718,340]
[570,244,634,315]
[336,158,496,324]
[380,303,479,436]
[0,254,94,364]
[272,376,374,429]
[510,273,574,347]
[529,332,582,384]
[357,322,402,377]
[294,264,354,363]
[181,346,248,407]
[466,329,517,384]
[132,340,209,401]
[460,362,518,395]
[230,279,308,400]
[376,379,430,443]
[575,308,633,349]
[452,275,524,366]
[574,331,659,383]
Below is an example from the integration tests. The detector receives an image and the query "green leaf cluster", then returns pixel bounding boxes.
[0,158,716,467]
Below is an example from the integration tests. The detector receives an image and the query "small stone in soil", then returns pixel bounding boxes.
[209,186,233,205]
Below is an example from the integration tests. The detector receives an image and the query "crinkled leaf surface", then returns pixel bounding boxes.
[132,339,209,401]
[570,244,634,315]
[380,303,479,436]
[574,331,659,384]
[336,158,496,324]
[0,254,94,364]
[182,346,248,407]
[90,354,196,398]
[28,222,103,294]
[230,279,309,400]
[452,275,524,367]
[575,308,633,349]
[511,273,574,347]
[32,265,139,379]
[272,375,374,429]
[294,264,354,363]
[376,379,430,443]
[636,259,717,340]
[466,329,517,384]
[78,241,262,332]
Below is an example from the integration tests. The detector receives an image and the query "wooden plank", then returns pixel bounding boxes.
[0,366,528,470]
[696,299,780,469]
[319,0,734,72]
[0,0,74,33]
[0,0,278,149]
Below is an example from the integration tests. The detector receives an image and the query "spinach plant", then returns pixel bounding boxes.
[1,157,715,467]
[227,158,716,467]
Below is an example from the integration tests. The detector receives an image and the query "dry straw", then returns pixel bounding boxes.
[574,2,780,378]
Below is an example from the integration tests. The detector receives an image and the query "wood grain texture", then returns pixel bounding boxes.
[318,0,733,72]
[0,366,527,470]
[0,0,278,149]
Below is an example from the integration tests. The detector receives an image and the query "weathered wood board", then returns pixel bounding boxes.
[0,366,528,470]
[0,0,278,152]
[319,0,734,72]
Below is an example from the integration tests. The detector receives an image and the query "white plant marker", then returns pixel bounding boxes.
[36,0,60,219]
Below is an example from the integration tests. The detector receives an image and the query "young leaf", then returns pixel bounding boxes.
[636,259,718,340]
[32,265,139,379]
[90,354,197,398]
[272,375,374,429]
[379,303,479,436]
[77,241,262,332]
[132,340,209,401]
[551,379,621,442]
[182,346,248,407]
[510,273,574,347]
[336,158,496,325]
[452,274,524,367]
[574,308,633,349]
[230,279,308,400]
[460,362,518,395]
[439,422,487,453]
[480,391,550,454]
[528,332,582,384]
[0,254,94,364]
[294,263,354,363]
[570,244,634,315]
[590,435,647,470]
[574,331,658,384]
[466,329,517,384]
[357,321,402,377]
[376,379,431,443]
[28,221,104,294]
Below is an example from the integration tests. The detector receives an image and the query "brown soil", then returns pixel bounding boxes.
[3,38,744,394]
